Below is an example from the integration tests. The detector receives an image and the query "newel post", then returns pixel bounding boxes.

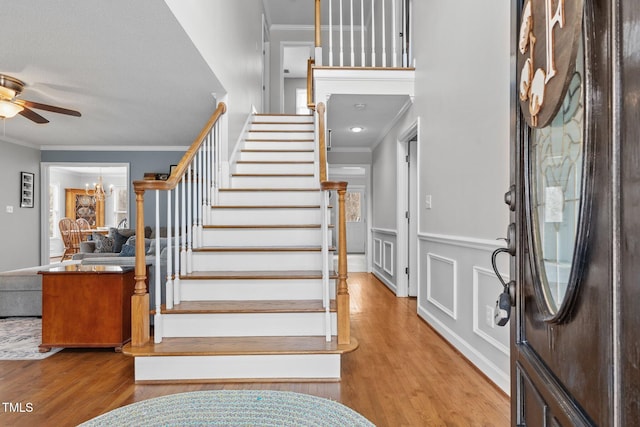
[131,187,149,346]
[323,181,350,344]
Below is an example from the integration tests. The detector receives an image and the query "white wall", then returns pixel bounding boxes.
[371,0,511,392]
[164,0,264,151]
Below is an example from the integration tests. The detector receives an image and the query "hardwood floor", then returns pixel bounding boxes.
[0,273,509,426]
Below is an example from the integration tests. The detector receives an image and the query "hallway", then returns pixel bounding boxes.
[0,273,509,426]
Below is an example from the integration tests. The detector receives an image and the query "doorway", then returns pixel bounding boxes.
[280,42,314,114]
[397,119,419,297]
[41,163,129,264]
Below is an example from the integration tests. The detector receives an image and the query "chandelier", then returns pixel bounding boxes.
[85,175,113,201]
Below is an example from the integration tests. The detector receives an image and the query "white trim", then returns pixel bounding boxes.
[41,145,188,152]
[472,266,510,355]
[383,241,394,276]
[419,232,505,252]
[371,97,414,149]
[371,227,397,236]
[417,303,510,393]
[372,270,397,294]
[373,238,382,267]
[426,252,458,320]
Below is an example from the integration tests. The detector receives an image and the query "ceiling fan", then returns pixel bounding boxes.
[0,74,81,124]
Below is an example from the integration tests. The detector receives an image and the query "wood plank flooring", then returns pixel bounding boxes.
[0,273,509,426]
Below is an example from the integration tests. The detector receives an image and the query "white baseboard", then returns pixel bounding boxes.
[372,269,397,295]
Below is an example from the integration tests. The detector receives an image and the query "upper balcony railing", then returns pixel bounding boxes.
[314,0,412,68]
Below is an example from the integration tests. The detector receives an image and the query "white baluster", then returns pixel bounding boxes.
[174,184,181,304]
[154,190,162,343]
[165,189,173,310]
[329,0,334,66]
[371,0,376,67]
[322,190,331,342]
[187,164,193,274]
[339,0,344,67]
[180,174,187,276]
[381,0,386,67]
[361,0,365,66]
[392,0,397,67]
[350,0,354,66]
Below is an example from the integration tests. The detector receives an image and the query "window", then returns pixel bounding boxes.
[345,191,362,222]
[113,186,128,227]
[49,184,59,238]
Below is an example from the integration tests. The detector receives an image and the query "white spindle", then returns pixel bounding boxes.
[339,0,344,67]
[392,0,397,67]
[174,184,181,304]
[381,0,386,67]
[360,0,365,66]
[186,164,193,273]
[165,189,173,310]
[205,132,211,224]
[197,147,203,247]
[329,0,334,66]
[154,190,162,343]
[350,0,355,66]
[322,190,331,342]
[371,0,376,67]
[180,174,187,276]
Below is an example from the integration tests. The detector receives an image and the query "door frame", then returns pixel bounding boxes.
[396,118,420,297]
[279,41,314,114]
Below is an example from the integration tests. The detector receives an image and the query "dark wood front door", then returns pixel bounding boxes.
[506,0,639,425]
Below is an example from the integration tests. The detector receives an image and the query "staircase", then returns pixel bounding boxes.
[125,113,357,382]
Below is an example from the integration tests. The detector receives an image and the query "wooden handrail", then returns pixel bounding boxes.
[130,102,226,347]
[317,102,327,183]
[307,58,315,111]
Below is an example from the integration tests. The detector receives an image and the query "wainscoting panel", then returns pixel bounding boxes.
[417,233,510,393]
[371,228,397,293]
[426,253,457,320]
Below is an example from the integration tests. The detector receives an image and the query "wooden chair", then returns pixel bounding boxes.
[75,218,92,241]
[59,218,82,261]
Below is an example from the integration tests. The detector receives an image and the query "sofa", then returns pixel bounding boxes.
[0,260,78,317]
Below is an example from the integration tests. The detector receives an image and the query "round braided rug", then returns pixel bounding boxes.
[79,390,375,426]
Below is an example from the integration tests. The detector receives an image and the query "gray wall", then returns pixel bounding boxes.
[283,78,307,114]
[0,141,41,271]
[370,0,511,392]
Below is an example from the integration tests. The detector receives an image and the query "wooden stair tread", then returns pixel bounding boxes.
[180,270,337,280]
[204,224,329,229]
[245,138,314,142]
[252,121,312,125]
[248,129,314,133]
[210,205,320,209]
[163,299,335,314]
[193,246,335,252]
[240,149,314,153]
[236,160,314,164]
[123,336,358,357]
[219,188,320,192]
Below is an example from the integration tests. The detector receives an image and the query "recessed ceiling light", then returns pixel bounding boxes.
[350,126,364,133]
[354,103,366,110]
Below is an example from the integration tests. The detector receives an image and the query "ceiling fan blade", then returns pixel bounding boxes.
[17,100,81,117]
[18,107,49,124]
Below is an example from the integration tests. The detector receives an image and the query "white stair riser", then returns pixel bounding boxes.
[247,131,314,140]
[162,312,337,337]
[244,140,314,151]
[239,151,314,162]
[180,278,335,301]
[251,123,314,132]
[234,163,314,174]
[202,228,323,246]
[134,354,340,381]
[192,251,323,271]
[231,175,317,189]
[254,115,313,123]
[218,191,321,206]
[210,208,322,225]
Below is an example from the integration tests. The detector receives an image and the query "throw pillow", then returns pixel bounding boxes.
[93,233,114,253]
[119,244,136,257]
[112,228,135,253]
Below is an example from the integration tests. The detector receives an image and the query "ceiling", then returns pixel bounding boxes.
[1,0,408,153]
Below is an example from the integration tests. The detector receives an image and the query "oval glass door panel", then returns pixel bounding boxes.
[529,46,584,315]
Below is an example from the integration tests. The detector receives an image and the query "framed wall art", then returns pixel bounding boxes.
[20,171,34,208]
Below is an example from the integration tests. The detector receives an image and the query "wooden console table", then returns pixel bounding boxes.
[39,265,138,352]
